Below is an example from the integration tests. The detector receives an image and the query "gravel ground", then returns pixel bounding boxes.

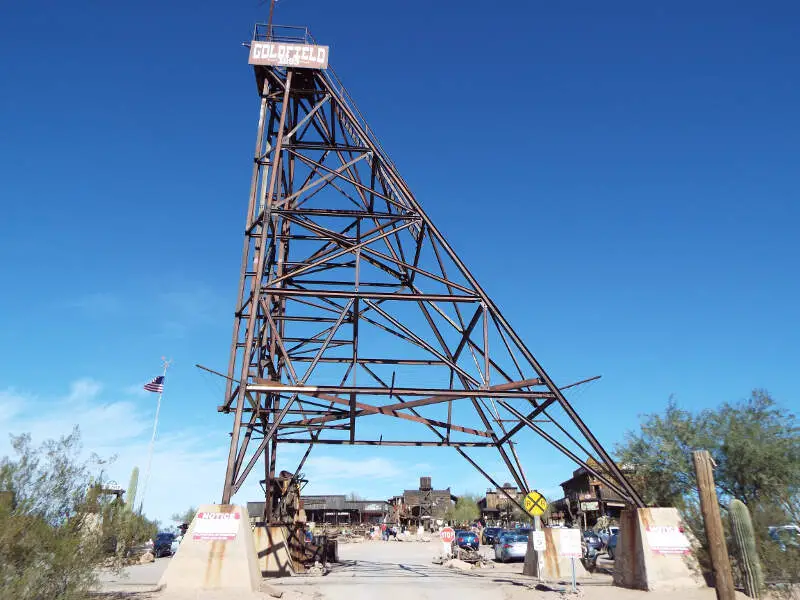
[95,539,754,600]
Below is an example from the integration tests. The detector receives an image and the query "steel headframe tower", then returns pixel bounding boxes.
[220,24,644,518]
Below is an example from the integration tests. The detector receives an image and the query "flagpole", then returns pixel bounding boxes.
[139,357,170,514]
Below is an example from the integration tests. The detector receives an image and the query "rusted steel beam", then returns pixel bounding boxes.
[288,357,447,365]
[238,408,349,416]
[362,299,483,383]
[273,207,416,219]
[260,288,477,303]
[223,70,294,505]
[359,245,475,295]
[325,71,645,508]
[249,379,550,400]
[231,299,354,495]
[224,78,270,411]
[287,146,407,211]
[281,408,491,439]
[496,376,602,444]
[264,220,417,287]
[497,398,557,445]
[497,399,633,502]
[275,439,495,447]
[258,382,491,438]
[218,53,641,511]
[266,377,546,433]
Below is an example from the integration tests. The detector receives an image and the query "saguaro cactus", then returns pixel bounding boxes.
[126,466,139,511]
[729,499,763,599]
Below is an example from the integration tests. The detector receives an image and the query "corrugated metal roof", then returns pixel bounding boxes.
[302,495,389,511]
[303,495,346,509]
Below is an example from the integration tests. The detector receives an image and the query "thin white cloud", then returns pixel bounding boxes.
[0,379,224,525]
[3,379,563,526]
[157,284,227,339]
[0,389,25,425]
[123,383,150,398]
[0,379,420,525]
[305,455,402,482]
[67,378,103,403]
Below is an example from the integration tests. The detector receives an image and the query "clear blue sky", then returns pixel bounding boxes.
[1,0,798,523]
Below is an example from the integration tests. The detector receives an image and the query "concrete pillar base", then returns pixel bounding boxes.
[253,525,295,577]
[159,504,260,592]
[523,528,588,581]
[613,507,706,591]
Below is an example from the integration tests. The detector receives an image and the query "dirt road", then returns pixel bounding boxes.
[272,539,602,600]
[99,539,747,600]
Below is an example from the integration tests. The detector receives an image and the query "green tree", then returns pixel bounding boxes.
[616,390,800,586]
[616,391,799,509]
[0,428,160,599]
[445,494,480,525]
[0,428,106,600]
[497,497,527,526]
[108,506,158,557]
[171,506,198,525]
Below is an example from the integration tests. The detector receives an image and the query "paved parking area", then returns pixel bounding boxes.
[97,557,170,594]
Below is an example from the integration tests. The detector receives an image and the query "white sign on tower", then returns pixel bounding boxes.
[249,42,329,69]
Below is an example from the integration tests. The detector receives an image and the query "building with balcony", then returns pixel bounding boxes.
[396,477,456,529]
[552,459,633,528]
[477,483,525,526]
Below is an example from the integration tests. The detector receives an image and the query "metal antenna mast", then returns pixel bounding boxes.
[219,24,644,517]
[266,0,276,38]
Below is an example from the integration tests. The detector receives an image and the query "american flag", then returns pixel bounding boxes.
[143,375,165,393]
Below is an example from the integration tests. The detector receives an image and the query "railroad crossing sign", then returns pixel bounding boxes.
[523,490,548,517]
[440,527,456,544]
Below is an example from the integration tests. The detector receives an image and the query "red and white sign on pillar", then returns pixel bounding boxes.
[440,526,456,558]
[192,511,241,541]
[646,526,691,554]
[440,527,456,544]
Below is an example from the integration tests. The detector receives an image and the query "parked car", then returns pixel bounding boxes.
[153,532,176,558]
[454,530,480,550]
[583,530,603,552]
[483,527,504,546]
[768,525,800,551]
[598,526,619,546]
[606,533,619,559]
[170,534,182,555]
[494,533,529,563]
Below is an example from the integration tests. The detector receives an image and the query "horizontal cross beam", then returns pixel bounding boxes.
[275,439,495,447]
[250,378,548,400]
[260,288,481,303]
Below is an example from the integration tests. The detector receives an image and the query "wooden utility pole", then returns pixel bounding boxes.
[693,450,736,600]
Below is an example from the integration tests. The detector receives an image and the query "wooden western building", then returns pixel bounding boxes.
[550,459,633,528]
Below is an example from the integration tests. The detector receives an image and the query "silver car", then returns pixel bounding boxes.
[494,533,529,562]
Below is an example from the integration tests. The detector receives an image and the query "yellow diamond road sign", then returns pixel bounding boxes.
[524,490,548,517]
